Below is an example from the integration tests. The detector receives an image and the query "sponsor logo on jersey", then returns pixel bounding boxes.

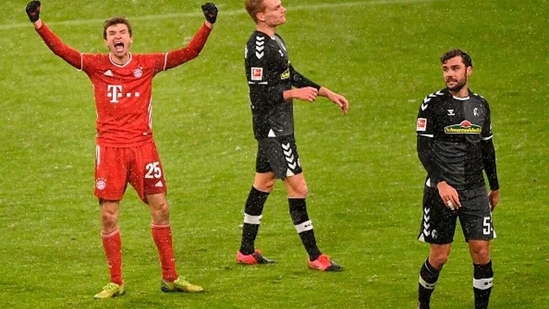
[107,85,123,103]
[103,70,113,77]
[416,118,427,131]
[251,67,263,81]
[280,68,290,80]
[444,120,481,134]
[447,109,455,116]
[106,84,141,103]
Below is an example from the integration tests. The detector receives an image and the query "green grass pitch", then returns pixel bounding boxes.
[0,0,547,308]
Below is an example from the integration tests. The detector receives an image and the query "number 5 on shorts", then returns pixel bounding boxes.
[482,216,492,235]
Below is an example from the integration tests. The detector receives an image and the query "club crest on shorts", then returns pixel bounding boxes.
[431,229,438,240]
[95,178,107,190]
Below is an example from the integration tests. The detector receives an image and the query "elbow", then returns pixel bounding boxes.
[188,50,201,59]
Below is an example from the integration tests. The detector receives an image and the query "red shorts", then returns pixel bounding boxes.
[94,140,167,202]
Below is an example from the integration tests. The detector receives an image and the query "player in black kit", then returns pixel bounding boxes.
[415,49,500,309]
[236,0,349,271]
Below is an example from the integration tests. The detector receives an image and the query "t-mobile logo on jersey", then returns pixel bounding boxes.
[107,84,140,103]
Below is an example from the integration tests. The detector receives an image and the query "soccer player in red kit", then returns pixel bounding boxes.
[25,1,218,299]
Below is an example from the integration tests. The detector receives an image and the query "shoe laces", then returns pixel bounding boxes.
[317,254,332,265]
[103,282,120,291]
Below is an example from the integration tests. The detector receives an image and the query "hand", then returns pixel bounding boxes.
[201,3,218,24]
[291,87,319,102]
[325,90,349,115]
[26,1,41,23]
[436,181,461,210]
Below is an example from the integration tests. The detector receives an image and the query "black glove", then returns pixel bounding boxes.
[201,2,218,24]
[26,1,41,23]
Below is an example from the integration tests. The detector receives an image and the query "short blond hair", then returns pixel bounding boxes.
[245,0,267,23]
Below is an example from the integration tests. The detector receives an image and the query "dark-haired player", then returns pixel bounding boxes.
[25,0,218,298]
[415,49,500,309]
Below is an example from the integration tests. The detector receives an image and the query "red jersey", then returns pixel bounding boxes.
[36,23,211,146]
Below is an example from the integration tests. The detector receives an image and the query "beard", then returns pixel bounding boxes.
[446,78,467,92]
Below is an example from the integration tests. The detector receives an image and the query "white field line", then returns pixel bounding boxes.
[2,0,440,30]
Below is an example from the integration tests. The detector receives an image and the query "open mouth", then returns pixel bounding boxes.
[114,42,124,52]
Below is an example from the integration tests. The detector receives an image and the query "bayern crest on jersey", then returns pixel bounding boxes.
[133,68,143,78]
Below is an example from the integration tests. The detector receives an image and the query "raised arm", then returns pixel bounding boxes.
[26,1,83,70]
[164,3,218,70]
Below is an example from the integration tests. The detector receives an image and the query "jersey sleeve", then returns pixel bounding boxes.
[480,99,499,190]
[416,92,440,137]
[162,23,212,72]
[289,64,320,90]
[245,38,287,106]
[36,23,83,70]
[481,138,499,190]
[481,99,493,140]
[416,92,443,184]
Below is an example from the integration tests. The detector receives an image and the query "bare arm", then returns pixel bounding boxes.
[319,86,349,114]
[284,64,349,114]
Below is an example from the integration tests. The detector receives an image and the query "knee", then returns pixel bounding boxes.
[254,178,276,192]
[429,252,449,269]
[151,200,170,221]
[101,211,117,226]
[101,208,119,231]
[470,246,491,264]
[283,175,309,198]
[292,183,308,198]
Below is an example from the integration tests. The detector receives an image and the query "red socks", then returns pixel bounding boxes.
[101,225,179,284]
[151,224,178,282]
[101,228,123,285]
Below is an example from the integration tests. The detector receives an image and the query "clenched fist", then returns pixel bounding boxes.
[26,1,41,23]
[201,3,218,24]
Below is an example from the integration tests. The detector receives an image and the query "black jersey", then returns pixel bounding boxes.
[244,31,319,139]
[416,88,498,190]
